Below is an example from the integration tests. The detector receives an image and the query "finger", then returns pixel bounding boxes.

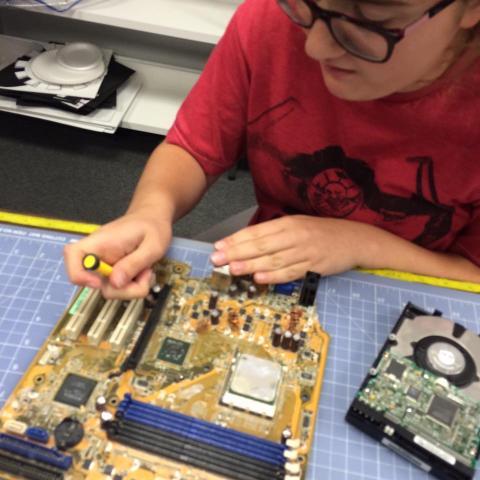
[110,237,167,289]
[253,261,312,284]
[211,231,295,266]
[64,242,105,288]
[229,247,307,276]
[215,217,287,250]
[101,268,153,300]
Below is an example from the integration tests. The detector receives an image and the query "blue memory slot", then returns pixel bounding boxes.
[117,395,286,466]
[0,434,72,470]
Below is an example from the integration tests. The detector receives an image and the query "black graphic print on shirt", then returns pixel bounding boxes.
[281,145,454,247]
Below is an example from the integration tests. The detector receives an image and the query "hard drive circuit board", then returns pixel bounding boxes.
[0,259,329,480]
[358,351,480,467]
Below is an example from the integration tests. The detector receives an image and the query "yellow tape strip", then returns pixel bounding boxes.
[0,211,99,235]
[1,210,479,293]
[358,268,480,294]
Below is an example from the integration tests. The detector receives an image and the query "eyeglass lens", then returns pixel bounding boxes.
[280,0,390,61]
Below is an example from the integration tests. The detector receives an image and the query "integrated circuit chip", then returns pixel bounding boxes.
[427,395,459,427]
[158,337,190,365]
[221,354,282,418]
[406,386,421,400]
[386,359,406,380]
[54,373,97,408]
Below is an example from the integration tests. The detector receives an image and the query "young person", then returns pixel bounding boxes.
[65,0,480,298]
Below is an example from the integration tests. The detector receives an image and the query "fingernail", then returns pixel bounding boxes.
[214,240,226,250]
[210,251,226,264]
[113,271,127,288]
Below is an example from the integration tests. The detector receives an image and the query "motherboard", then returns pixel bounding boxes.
[0,259,329,480]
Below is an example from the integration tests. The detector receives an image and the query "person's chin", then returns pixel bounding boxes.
[321,69,384,102]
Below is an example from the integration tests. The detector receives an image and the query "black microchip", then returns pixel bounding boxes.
[242,323,251,332]
[191,312,199,319]
[385,359,406,380]
[428,396,459,427]
[406,386,421,400]
[158,337,190,365]
[54,374,97,408]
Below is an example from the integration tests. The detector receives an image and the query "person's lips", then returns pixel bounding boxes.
[322,63,356,78]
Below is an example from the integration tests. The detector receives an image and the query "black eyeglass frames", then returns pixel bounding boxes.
[277,0,456,63]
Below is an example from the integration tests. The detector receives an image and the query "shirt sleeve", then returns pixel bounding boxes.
[166,6,250,177]
[449,204,480,267]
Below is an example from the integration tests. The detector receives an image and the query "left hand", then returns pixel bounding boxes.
[210,215,374,284]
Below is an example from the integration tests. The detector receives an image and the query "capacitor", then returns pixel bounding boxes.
[281,427,293,444]
[211,309,220,325]
[100,411,114,425]
[208,291,219,309]
[95,395,107,411]
[151,284,162,298]
[272,327,282,347]
[281,330,293,350]
[228,284,239,296]
[247,284,257,298]
[291,333,301,352]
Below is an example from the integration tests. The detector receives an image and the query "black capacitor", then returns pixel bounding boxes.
[208,291,219,309]
[247,285,257,298]
[95,395,107,411]
[281,330,293,350]
[291,333,301,352]
[228,284,239,296]
[272,327,282,347]
[211,309,220,325]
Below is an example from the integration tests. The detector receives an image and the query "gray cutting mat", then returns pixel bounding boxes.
[0,223,479,479]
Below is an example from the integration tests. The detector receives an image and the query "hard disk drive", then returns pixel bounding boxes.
[346,303,480,480]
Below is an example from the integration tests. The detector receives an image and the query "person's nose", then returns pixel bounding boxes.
[304,19,346,62]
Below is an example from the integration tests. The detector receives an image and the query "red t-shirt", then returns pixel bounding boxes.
[167,0,480,266]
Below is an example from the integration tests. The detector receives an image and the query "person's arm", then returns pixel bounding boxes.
[126,141,216,224]
[64,142,216,298]
[209,215,480,284]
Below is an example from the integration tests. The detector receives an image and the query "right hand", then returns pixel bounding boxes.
[64,209,172,299]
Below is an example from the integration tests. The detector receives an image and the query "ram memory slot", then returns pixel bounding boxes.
[116,395,285,466]
[106,395,285,479]
[64,288,102,340]
[106,420,284,480]
[108,299,144,351]
[0,450,64,480]
[121,284,171,372]
[87,299,122,345]
[0,434,72,471]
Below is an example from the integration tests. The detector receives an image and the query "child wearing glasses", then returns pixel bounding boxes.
[65,0,480,298]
